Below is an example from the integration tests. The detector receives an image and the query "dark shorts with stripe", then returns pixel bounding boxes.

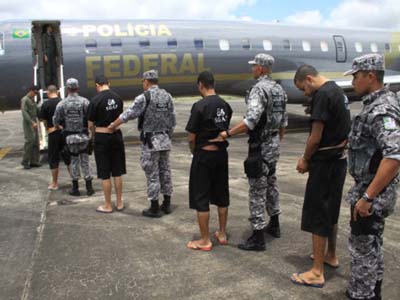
[48,130,70,169]
[189,149,230,212]
[301,157,347,237]
[94,130,126,180]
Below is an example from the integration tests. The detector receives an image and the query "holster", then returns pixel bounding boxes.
[350,206,380,236]
[244,130,263,178]
[140,132,154,149]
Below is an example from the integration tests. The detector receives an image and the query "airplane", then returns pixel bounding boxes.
[0,19,400,112]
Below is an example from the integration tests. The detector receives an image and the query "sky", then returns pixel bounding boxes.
[1,0,400,29]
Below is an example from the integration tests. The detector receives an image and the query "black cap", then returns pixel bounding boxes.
[95,75,109,85]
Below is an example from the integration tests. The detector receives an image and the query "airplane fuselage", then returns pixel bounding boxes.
[0,20,399,111]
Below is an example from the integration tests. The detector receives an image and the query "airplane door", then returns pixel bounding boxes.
[333,35,347,63]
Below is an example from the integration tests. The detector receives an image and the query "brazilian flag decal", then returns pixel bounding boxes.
[12,29,30,39]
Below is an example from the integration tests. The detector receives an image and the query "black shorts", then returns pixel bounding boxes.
[301,158,347,237]
[189,149,229,212]
[48,130,70,169]
[94,130,126,180]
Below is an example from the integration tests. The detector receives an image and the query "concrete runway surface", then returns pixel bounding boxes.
[0,98,399,300]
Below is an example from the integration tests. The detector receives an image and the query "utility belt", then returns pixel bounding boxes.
[140,131,167,149]
[63,130,90,155]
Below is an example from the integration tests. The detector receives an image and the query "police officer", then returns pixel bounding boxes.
[21,85,41,169]
[39,85,70,189]
[53,78,94,196]
[88,75,126,213]
[42,24,58,87]
[109,70,176,218]
[213,53,288,251]
[344,54,400,300]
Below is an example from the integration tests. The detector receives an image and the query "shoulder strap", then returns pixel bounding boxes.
[138,90,151,130]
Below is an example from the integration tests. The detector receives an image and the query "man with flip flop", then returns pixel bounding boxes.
[186,71,232,251]
[291,64,351,288]
[88,75,126,213]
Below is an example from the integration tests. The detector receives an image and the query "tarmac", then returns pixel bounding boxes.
[0,98,399,300]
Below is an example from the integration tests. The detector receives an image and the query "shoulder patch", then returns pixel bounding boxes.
[383,117,398,130]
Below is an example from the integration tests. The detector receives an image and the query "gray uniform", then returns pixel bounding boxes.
[53,93,92,181]
[119,85,176,201]
[347,88,400,299]
[21,94,40,166]
[244,75,288,230]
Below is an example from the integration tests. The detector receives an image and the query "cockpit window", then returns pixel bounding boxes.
[0,32,4,55]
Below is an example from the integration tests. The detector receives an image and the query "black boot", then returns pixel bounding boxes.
[160,195,172,214]
[265,215,281,238]
[238,229,266,251]
[69,180,80,196]
[142,200,162,218]
[373,280,382,300]
[85,179,95,196]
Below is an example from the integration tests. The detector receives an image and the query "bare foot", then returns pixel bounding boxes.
[186,239,212,251]
[310,253,340,268]
[214,231,228,245]
[291,270,324,286]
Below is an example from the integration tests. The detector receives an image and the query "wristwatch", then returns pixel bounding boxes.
[361,192,374,203]
[225,130,231,138]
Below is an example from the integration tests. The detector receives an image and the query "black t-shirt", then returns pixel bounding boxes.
[88,89,124,127]
[39,97,62,128]
[310,81,351,148]
[186,95,232,150]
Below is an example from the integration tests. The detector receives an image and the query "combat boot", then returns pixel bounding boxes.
[69,180,80,196]
[373,280,382,300]
[85,179,95,196]
[160,195,172,214]
[238,229,266,251]
[142,200,162,218]
[265,215,281,238]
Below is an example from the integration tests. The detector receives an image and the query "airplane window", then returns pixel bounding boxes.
[139,40,150,48]
[385,43,391,52]
[355,42,363,53]
[263,40,272,51]
[85,39,97,53]
[194,39,204,50]
[242,38,251,50]
[283,40,291,51]
[370,43,378,52]
[219,39,230,51]
[320,41,329,52]
[167,39,177,48]
[302,41,311,52]
[0,32,4,55]
[337,41,344,52]
[85,39,97,48]
[111,38,122,47]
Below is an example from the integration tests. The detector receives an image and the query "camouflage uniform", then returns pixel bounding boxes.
[119,71,176,202]
[345,54,400,299]
[244,55,288,231]
[21,94,40,166]
[53,88,92,181]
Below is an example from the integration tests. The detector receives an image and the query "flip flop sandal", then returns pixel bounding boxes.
[186,241,212,251]
[96,206,113,214]
[290,273,324,288]
[214,232,228,245]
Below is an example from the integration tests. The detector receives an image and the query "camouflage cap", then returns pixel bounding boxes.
[248,53,275,67]
[143,70,158,80]
[344,53,385,76]
[66,78,79,89]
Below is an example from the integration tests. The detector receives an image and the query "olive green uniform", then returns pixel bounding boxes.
[21,94,40,166]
